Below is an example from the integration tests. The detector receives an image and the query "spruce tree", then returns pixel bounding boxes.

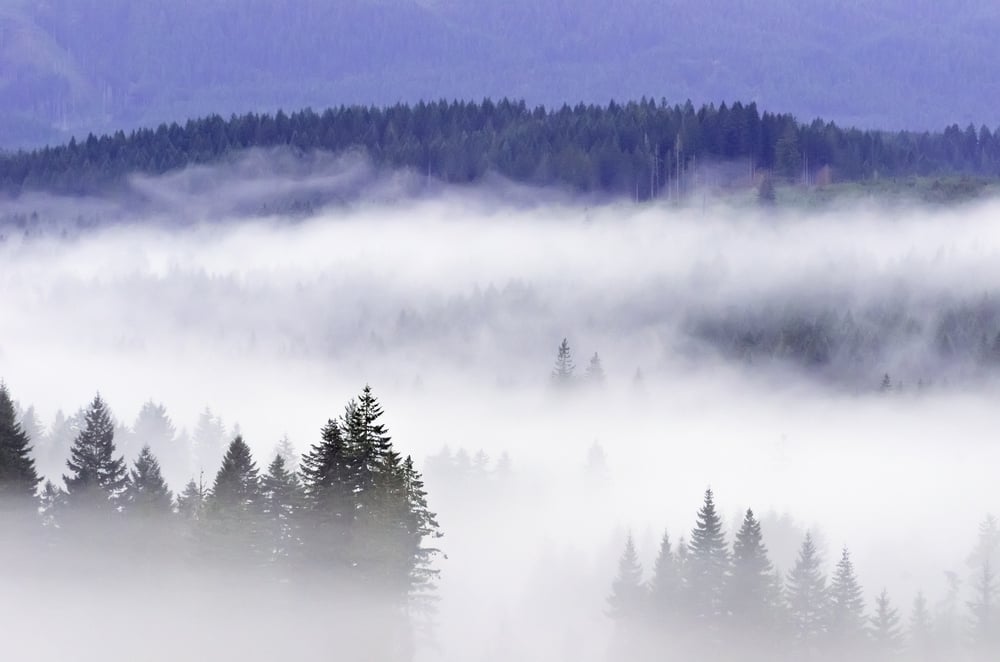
[192,407,226,477]
[131,401,178,483]
[968,515,1000,650]
[63,394,127,510]
[686,488,730,626]
[728,508,775,632]
[585,352,605,384]
[827,546,867,649]
[273,434,298,470]
[206,435,262,557]
[608,533,646,622]
[870,588,903,656]
[551,338,575,385]
[786,532,828,647]
[908,591,933,658]
[122,445,173,516]
[0,383,41,506]
[299,417,356,568]
[649,530,681,623]
[177,476,207,520]
[261,453,303,561]
[401,455,442,604]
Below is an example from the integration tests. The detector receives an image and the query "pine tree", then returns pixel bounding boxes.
[122,445,173,516]
[206,435,262,557]
[39,480,65,527]
[828,546,867,649]
[585,352,605,384]
[786,532,828,648]
[63,394,127,510]
[908,591,933,658]
[608,533,646,622]
[649,530,681,623]
[686,488,730,626]
[299,417,356,568]
[551,338,575,385]
[273,434,298,471]
[968,515,1000,650]
[0,383,41,507]
[177,476,207,520]
[728,508,775,632]
[870,588,903,656]
[192,407,226,477]
[261,453,303,561]
[401,455,441,603]
[131,400,178,483]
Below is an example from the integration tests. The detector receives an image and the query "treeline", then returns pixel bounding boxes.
[2,99,1000,199]
[0,381,441,654]
[608,490,1000,661]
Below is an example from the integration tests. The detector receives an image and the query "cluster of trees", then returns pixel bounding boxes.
[3,99,1000,199]
[551,338,607,387]
[691,296,1000,388]
[0,381,441,650]
[608,489,999,661]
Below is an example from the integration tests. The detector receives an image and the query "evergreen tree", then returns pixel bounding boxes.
[649,530,681,622]
[131,400,178,483]
[686,488,730,626]
[827,546,867,649]
[299,417,356,568]
[0,383,41,506]
[551,338,575,385]
[968,515,1000,650]
[273,434,298,470]
[63,394,127,510]
[758,175,776,205]
[585,352,605,384]
[206,435,262,557]
[786,532,828,648]
[908,591,933,658]
[192,407,226,477]
[401,455,442,603]
[122,445,173,516]
[608,533,645,622]
[728,508,775,631]
[177,476,207,520]
[261,453,303,561]
[870,588,903,656]
[39,479,65,527]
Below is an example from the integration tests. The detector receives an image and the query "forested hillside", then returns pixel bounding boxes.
[2,99,999,200]
[2,0,1000,147]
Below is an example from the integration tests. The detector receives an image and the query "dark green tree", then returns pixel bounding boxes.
[122,445,173,516]
[0,383,41,507]
[206,435,262,558]
[63,394,128,510]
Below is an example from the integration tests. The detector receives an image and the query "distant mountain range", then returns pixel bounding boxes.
[2,0,1000,148]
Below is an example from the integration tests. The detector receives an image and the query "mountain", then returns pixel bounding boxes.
[2,0,1000,148]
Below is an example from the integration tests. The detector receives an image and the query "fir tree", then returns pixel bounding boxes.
[401,455,442,604]
[686,488,730,625]
[728,508,775,632]
[261,453,303,561]
[585,352,605,384]
[192,407,226,477]
[273,434,298,471]
[608,533,645,622]
[551,338,575,385]
[177,476,207,520]
[968,515,1000,650]
[870,588,903,656]
[827,546,867,649]
[649,530,681,622]
[786,532,828,647]
[122,445,173,516]
[908,591,933,658]
[39,480,65,527]
[63,394,127,510]
[206,436,262,557]
[131,400,178,482]
[0,383,41,506]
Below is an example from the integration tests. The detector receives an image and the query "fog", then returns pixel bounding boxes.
[2,157,1000,660]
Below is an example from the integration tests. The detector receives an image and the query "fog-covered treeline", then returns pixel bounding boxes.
[4,99,1000,199]
[608,489,1000,662]
[0,381,440,659]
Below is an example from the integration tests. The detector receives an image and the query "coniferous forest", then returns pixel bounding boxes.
[0,382,440,660]
[2,99,1000,199]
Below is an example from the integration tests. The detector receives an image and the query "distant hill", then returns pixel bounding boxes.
[2,0,1000,148]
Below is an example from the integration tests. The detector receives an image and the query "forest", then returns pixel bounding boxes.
[1,99,999,200]
[0,381,440,659]
[606,490,1000,661]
